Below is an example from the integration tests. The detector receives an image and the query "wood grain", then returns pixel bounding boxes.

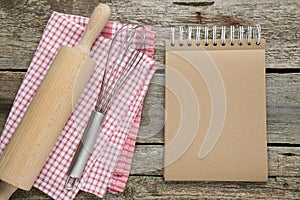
[9,175,300,199]
[0,0,299,199]
[111,176,300,199]
[8,144,300,199]
[1,72,300,145]
[0,6,110,194]
[130,145,300,178]
[142,73,300,144]
[0,0,299,69]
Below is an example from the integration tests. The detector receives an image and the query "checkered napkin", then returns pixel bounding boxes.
[0,12,156,199]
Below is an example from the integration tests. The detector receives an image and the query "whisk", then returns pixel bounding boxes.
[65,25,146,190]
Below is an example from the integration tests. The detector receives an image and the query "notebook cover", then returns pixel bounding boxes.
[164,39,268,181]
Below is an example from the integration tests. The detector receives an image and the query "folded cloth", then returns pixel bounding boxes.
[0,12,156,199]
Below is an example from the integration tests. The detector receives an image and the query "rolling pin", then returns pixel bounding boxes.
[0,4,110,199]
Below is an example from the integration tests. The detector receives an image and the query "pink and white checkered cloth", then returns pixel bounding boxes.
[0,12,156,199]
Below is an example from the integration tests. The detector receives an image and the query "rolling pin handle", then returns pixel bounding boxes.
[77,4,111,54]
[0,181,18,200]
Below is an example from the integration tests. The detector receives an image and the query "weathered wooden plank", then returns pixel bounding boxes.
[140,73,300,144]
[7,145,300,199]
[0,0,299,69]
[0,72,24,104]
[0,72,24,131]
[0,72,299,144]
[131,145,300,178]
[110,176,300,200]
[1,0,299,199]
[10,175,300,199]
[267,73,300,145]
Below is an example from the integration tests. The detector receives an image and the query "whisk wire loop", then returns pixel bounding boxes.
[96,25,146,113]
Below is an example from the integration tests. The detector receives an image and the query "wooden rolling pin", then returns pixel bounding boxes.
[0,4,110,199]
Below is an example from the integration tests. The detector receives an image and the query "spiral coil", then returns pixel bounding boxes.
[170,24,261,47]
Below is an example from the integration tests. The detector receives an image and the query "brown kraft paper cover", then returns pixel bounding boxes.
[164,39,267,181]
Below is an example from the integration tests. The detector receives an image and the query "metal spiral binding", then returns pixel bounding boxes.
[256,24,261,45]
[170,24,261,46]
[196,26,201,46]
[247,26,252,45]
[187,26,193,46]
[179,26,184,46]
[221,26,226,46]
[170,27,175,46]
[230,25,235,45]
[212,25,217,46]
[238,26,244,45]
[204,26,209,46]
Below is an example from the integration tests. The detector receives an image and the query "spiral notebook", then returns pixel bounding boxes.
[164,25,268,181]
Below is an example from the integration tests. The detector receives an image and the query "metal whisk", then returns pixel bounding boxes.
[65,25,146,190]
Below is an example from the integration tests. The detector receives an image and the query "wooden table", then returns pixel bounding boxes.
[0,0,299,199]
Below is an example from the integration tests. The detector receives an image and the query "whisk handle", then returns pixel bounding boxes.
[66,110,105,190]
[77,4,110,54]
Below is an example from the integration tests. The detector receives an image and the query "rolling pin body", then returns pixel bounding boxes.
[0,3,110,197]
[0,47,92,190]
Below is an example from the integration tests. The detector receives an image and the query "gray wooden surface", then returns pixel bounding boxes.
[0,0,299,199]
